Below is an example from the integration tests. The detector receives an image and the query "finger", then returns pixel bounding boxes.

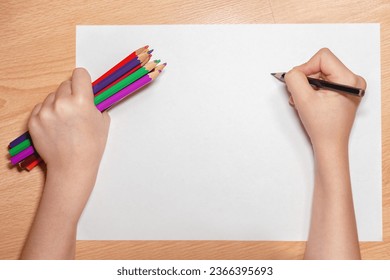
[71,67,94,101]
[284,68,315,105]
[288,95,295,107]
[55,80,72,100]
[30,103,42,117]
[27,103,43,131]
[294,48,355,84]
[355,75,367,90]
[41,92,56,108]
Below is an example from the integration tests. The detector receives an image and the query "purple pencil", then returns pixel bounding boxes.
[8,64,165,166]
[92,53,150,94]
[9,131,31,148]
[10,146,35,165]
[96,68,164,112]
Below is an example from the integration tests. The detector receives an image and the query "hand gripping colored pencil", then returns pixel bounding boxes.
[8,46,166,171]
[9,48,153,154]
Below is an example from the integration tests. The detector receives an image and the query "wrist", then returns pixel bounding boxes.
[312,139,349,157]
[41,165,99,223]
[312,141,351,192]
[313,143,349,167]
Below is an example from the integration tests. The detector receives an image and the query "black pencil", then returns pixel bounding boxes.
[271,72,365,97]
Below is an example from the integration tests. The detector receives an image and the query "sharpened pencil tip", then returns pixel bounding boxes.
[163,62,167,66]
[271,72,286,82]
[154,63,167,72]
[148,49,154,54]
[154,59,161,63]
[144,45,149,49]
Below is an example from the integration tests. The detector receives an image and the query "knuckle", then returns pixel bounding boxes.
[53,98,66,112]
[37,107,52,122]
[27,116,38,131]
[59,80,71,89]
[74,94,88,106]
[57,81,71,95]
[53,97,73,114]
[357,75,367,90]
[343,73,362,88]
[32,103,41,112]
[43,92,55,104]
[318,47,332,55]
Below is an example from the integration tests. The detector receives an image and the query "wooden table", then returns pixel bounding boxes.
[1,0,389,259]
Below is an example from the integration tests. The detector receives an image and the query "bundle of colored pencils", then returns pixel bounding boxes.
[8,45,166,171]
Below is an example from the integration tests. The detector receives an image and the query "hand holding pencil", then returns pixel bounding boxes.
[277,48,365,260]
[28,68,111,173]
[280,48,366,150]
[8,45,166,170]
[19,46,166,259]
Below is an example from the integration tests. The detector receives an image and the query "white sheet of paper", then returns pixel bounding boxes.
[76,24,381,241]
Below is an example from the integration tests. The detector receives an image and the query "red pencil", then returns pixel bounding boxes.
[92,45,148,88]
[94,53,151,96]
[19,154,42,171]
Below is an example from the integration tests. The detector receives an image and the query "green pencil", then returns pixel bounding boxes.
[8,139,32,156]
[94,60,161,105]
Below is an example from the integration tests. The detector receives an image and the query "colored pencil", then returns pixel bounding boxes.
[8,48,165,169]
[9,139,32,156]
[93,52,152,96]
[19,154,42,171]
[9,131,31,149]
[92,52,150,94]
[92,45,148,87]
[94,64,142,96]
[9,46,150,150]
[10,146,35,165]
[94,60,161,105]
[154,63,167,72]
[9,67,165,165]
[96,68,164,112]
[10,46,150,145]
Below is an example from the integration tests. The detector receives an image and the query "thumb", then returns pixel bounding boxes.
[71,67,94,102]
[284,68,315,108]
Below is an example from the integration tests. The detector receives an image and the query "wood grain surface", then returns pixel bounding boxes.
[0,0,389,259]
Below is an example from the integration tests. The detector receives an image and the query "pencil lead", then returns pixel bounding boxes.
[154,59,161,63]
[148,49,154,54]
[154,63,167,72]
[271,73,285,82]
[144,45,149,49]
[163,62,167,66]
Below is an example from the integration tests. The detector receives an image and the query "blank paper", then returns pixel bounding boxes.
[76,24,381,241]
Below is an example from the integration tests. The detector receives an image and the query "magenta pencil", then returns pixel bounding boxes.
[96,70,162,112]
[10,146,35,165]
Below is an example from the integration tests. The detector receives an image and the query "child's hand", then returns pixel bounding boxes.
[22,68,110,259]
[284,48,366,151]
[286,49,365,259]
[28,68,110,174]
